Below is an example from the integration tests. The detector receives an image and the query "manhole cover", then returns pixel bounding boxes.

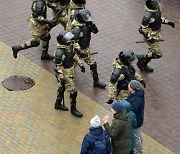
[2,75,35,91]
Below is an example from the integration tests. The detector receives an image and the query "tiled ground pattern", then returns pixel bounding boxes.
[0,41,173,154]
[0,0,180,153]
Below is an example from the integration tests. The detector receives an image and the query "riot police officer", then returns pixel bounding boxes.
[137,0,175,72]
[54,30,85,118]
[12,0,54,60]
[71,9,106,89]
[107,50,146,104]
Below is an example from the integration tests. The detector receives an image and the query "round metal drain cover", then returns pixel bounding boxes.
[2,75,35,91]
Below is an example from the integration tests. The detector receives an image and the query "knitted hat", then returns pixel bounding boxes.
[129,80,142,91]
[90,115,101,128]
[112,101,123,113]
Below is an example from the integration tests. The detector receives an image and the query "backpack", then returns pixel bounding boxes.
[88,132,109,154]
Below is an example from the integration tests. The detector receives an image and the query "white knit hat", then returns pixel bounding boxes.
[90,115,101,128]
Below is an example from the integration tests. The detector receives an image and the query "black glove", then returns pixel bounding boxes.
[106,99,113,104]
[168,22,175,28]
[80,65,85,73]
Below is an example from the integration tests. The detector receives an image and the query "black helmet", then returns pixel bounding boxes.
[146,0,161,10]
[57,30,74,44]
[119,50,135,65]
[72,0,86,4]
[32,0,46,16]
[75,9,92,23]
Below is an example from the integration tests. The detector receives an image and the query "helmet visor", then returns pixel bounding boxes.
[64,32,74,41]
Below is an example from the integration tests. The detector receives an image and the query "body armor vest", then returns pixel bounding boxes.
[117,66,136,90]
[148,11,161,31]
[78,25,91,49]
[56,47,75,68]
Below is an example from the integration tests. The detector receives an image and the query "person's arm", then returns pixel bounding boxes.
[103,119,123,140]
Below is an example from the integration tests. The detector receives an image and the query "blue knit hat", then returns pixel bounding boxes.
[112,101,123,113]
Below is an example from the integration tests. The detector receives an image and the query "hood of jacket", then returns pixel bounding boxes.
[89,126,104,139]
[121,100,131,112]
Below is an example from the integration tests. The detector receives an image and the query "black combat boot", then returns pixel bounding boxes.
[12,45,23,59]
[90,63,106,89]
[41,52,54,60]
[136,55,153,72]
[54,98,68,111]
[54,87,68,111]
[70,92,83,118]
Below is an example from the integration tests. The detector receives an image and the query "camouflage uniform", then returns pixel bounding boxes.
[12,0,54,60]
[71,9,106,88]
[107,50,146,104]
[109,58,144,101]
[137,0,175,72]
[54,30,85,118]
[55,44,82,94]
[46,0,69,28]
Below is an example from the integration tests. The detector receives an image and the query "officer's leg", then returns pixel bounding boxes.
[136,42,161,72]
[83,48,106,88]
[54,82,68,111]
[136,54,153,72]
[12,38,40,59]
[89,62,106,88]
[70,91,83,118]
[66,76,83,118]
[41,33,54,60]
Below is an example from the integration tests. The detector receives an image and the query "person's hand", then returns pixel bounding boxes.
[168,22,175,28]
[102,116,109,124]
[80,65,85,73]
[106,99,113,104]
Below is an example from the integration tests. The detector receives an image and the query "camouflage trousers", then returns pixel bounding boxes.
[146,30,162,59]
[109,83,129,101]
[58,66,77,94]
[146,41,162,58]
[21,33,50,52]
[81,47,96,66]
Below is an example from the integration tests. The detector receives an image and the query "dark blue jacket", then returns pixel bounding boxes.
[80,126,111,154]
[126,89,145,128]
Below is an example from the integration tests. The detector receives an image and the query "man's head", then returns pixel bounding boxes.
[111,101,124,114]
[75,9,92,23]
[57,30,74,45]
[119,50,135,66]
[32,0,46,17]
[128,80,142,93]
[146,0,162,10]
[90,115,101,128]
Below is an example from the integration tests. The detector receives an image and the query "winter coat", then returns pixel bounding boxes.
[126,89,145,128]
[80,126,111,154]
[122,100,137,151]
[103,109,131,154]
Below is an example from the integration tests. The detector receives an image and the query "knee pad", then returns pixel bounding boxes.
[31,40,40,47]
[152,53,162,59]
[90,62,97,70]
